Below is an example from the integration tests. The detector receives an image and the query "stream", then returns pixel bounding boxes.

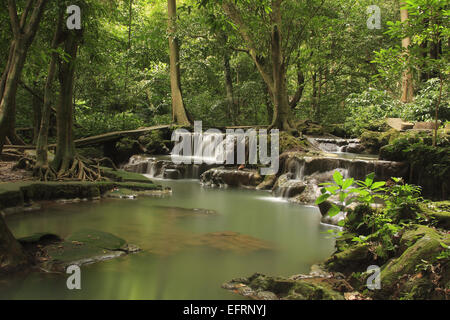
[0,178,336,299]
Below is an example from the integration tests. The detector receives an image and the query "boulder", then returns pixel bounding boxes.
[413,121,440,130]
[222,272,348,300]
[386,118,414,131]
[376,225,450,298]
[200,168,263,188]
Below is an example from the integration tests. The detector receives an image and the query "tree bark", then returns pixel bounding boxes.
[223,49,236,125]
[35,8,63,172]
[0,214,28,274]
[400,2,414,103]
[0,0,48,154]
[168,0,190,126]
[31,83,42,145]
[52,31,80,174]
[222,0,295,131]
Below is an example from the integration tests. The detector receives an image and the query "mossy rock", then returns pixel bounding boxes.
[378,225,450,297]
[287,279,344,300]
[279,132,309,153]
[418,201,450,229]
[360,129,399,154]
[295,119,325,136]
[325,244,371,273]
[67,229,126,250]
[101,167,153,183]
[0,181,164,211]
[227,273,345,300]
[42,229,129,271]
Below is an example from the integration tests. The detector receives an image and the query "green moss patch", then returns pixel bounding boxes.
[41,229,132,272]
[0,180,164,210]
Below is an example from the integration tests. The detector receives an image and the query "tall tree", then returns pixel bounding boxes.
[168,0,191,126]
[0,0,48,153]
[34,6,64,180]
[400,1,414,103]
[220,0,318,131]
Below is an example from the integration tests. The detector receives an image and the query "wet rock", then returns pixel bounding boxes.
[272,173,306,198]
[154,206,218,218]
[376,225,450,298]
[325,244,372,274]
[256,175,277,190]
[200,168,263,188]
[163,169,181,179]
[418,201,450,229]
[40,229,133,272]
[222,272,349,300]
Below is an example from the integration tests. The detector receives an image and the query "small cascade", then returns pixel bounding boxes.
[274,155,409,202]
[309,137,365,154]
[123,155,219,180]
[171,131,229,165]
[285,156,408,183]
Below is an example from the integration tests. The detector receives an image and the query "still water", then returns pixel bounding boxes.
[1,179,335,299]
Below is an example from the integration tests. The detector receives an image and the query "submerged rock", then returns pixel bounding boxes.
[39,229,140,272]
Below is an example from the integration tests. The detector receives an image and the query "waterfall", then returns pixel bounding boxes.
[309,137,365,155]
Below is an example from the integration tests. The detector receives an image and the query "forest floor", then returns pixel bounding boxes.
[0,161,32,183]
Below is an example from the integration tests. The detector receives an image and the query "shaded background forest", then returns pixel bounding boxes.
[0,0,448,142]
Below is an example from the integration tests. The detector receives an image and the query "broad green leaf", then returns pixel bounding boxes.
[327,204,341,217]
[371,181,386,189]
[339,191,347,202]
[325,186,340,194]
[315,193,331,205]
[333,171,343,186]
[364,172,375,186]
[342,178,354,190]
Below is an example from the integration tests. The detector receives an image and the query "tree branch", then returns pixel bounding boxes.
[222,0,274,93]
[8,0,21,37]
[24,0,47,39]
[19,0,34,29]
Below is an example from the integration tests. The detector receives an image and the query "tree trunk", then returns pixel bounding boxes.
[168,0,190,126]
[0,0,48,154]
[222,0,295,131]
[35,9,63,171]
[52,31,79,174]
[269,24,295,131]
[0,215,28,273]
[223,50,236,125]
[31,83,42,145]
[400,3,414,103]
[263,80,273,124]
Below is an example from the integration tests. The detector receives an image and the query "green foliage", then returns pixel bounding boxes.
[343,89,401,136]
[74,111,145,137]
[402,78,450,122]
[380,133,450,184]
[316,171,431,259]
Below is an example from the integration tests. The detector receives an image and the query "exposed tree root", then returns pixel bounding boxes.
[56,156,103,182]
[94,157,118,170]
[33,165,57,182]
